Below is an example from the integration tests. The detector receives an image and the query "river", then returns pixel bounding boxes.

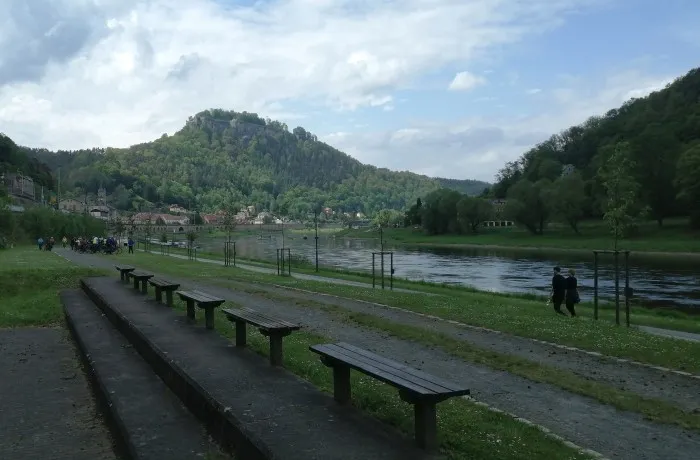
[195,233,700,310]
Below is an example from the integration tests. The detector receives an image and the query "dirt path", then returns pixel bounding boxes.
[57,249,700,460]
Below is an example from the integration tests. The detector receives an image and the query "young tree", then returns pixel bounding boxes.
[220,202,239,244]
[598,141,646,245]
[675,144,700,229]
[548,171,588,234]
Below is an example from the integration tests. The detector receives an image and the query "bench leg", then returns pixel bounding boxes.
[269,333,283,366]
[155,287,162,303]
[204,307,215,330]
[414,401,437,450]
[119,271,124,282]
[235,321,247,347]
[133,276,139,290]
[165,290,173,308]
[140,280,148,294]
[332,365,351,404]
[186,300,195,321]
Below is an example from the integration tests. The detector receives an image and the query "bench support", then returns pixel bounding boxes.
[132,276,139,290]
[204,306,216,330]
[140,280,148,294]
[321,357,351,404]
[260,330,291,366]
[165,290,174,308]
[400,391,441,451]
[186,299,195,321]
[235,321,247,347]
[154,286,162,303]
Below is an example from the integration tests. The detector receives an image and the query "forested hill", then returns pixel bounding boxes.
[1,133,53,188]
[492,66,700,227]
[24,109,489,215]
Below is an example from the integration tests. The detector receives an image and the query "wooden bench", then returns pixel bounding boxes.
[148,278,180,307]
[310,342,470,450]
[176,290,225,330]
[222,308,301,366]
[127,271,154,294]
[115,265,135,282]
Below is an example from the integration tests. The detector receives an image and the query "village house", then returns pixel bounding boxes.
[59,198,84,213]
[131,212,189,226]
[168,204,188,214]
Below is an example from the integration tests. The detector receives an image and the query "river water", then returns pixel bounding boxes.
[196,233,700,310]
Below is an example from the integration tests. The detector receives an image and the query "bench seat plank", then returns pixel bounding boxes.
[221,307,301,366]
[126,271,154,294]
[222,307,300,331]
[148,278,180,307]
[176,290,225,330]
[310,342,469,451]
[312,343,447,397]
[334,342,465,393]
[114,265,135,281]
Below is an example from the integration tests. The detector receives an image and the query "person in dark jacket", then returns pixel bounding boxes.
[565,268,579,317]
[551,266,567,315]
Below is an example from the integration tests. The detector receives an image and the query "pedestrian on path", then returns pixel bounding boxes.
[128,237,134,254]
[37,237,44,250]
[565,268,579,317]
[550,266,567,315]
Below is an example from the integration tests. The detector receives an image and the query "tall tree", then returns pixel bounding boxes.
[675,144,700,229]
[548,171,588,233]
[505,179,552,234]
[456,197,493,233]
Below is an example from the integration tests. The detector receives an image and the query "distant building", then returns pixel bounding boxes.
[2,173,35,201]
[59,199,84,213]
[132,212,189,225]
[169,204,188,214]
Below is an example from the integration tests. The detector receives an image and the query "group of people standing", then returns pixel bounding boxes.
[550,266,579,317]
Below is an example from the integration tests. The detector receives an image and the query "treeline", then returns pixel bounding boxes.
[491,67,700,229]
[1,133,54,188]
[400,191,494,235]
[22,109,489,216]
[0,198,106,248]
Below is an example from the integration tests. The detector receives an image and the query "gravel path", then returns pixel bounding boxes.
[0,328,117,460]
[57,249,700,460]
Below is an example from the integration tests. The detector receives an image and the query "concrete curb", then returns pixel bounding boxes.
[80,279,273,460]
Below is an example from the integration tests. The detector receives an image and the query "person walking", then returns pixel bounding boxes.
[62,236,67,248]
[565,268,579,317]
[128,237,134,254]
[37,237,44,250]
[550,266,567,315]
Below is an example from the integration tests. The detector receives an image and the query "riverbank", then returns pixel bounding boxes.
[157,244,700,333]
[334,218,700,255]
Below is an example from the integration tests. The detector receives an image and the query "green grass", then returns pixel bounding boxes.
[168,297,594,460]
[141,245,700,334]
[109,251,700,374]
[0,247,106,327]
[337,218,700,253]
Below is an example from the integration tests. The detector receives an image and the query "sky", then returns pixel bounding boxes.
[0,0,698,183]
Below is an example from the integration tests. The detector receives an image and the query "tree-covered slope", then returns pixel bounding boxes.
[1,133,53,188]
[492,67,700,228]
[25,109,489,215]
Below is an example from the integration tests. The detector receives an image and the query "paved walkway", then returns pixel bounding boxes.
[0,328,116,460]
[637,325,700,342]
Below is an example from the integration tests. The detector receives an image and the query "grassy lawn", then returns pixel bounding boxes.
[111,250,700,374]
[0,247,106,327]
[166,297,594,460]
[336,218,700,253]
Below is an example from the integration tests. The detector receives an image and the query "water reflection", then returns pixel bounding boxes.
[196,234,700,309]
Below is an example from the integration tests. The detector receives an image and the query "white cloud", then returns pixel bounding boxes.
[448,71,485,91]
[0,0,602,152]
[526,88,542,94]
[322,69,679,182]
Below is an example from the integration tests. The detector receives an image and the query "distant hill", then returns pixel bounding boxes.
[1,133,53,188]
[492,66,700,227]
[23,109,489,216]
